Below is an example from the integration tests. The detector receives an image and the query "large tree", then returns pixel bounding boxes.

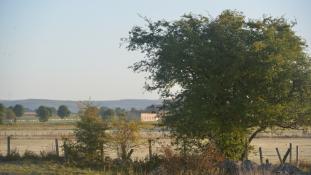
[57,105,71,118]
[125,10,311,160]
[13,104,24,117]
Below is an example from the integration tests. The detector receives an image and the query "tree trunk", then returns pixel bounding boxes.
[240,127,265,161]
[121,144,127,161]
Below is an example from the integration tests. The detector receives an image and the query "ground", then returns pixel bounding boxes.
[0,160,105,175]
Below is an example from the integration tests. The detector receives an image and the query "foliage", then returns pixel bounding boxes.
[99,106,115,120]
[5,108,16,120]
[36,106,52,122]
[125,10,311,160]
[13,104,24,117]
[65,106,109,165]
[111,116,140,161]
[57,105,71,118]
[0,103,5,124]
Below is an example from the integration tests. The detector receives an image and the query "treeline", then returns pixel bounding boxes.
[0,104,25,123]
[0,103,161,123]
[0,103,71,123]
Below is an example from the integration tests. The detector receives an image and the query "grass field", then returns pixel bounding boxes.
[0,161,106,175]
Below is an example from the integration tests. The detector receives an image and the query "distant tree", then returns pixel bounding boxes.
[13,104,24,117]
[145,105,160,113]
[36,106,51,122]
[57,105,71,118]
[125,10,311,160]
[111,116,140,161]
[115,107,126,116]
[99,107,115,120]
[5,108,16,120]
[0,103,5,124]
[48,107,57,116]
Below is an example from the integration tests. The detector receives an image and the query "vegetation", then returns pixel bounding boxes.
[57,105,71,118]
[64,106,109,165]
[99,106,115,120]
[12,104,24,117]
[0,103,4,124]
[5,108,16,121]
[36,106,52,122]
[111,116,140,161]
[125,10,311,160]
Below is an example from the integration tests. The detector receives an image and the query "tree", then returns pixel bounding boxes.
[0,103,5,124]
[73,106,109,163]
[13,104,24,117]
[115,107,126,117]
[5,108,16,120]
[48,107,57,116]
[57,105,71,118]
[111,116,140,161]
[36,106,51,122]
[125,10,311,160]
[99,107,115,120]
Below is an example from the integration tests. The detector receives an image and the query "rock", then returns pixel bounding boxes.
[241,160,258,172]
[273,163,303,175]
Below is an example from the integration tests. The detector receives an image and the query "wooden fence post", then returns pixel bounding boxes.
[100,144,104,162]
[289,143,292,164]
[282,148,291,163]
[55,138,59,157]
[7,136,11,157]
[276,148,282,164]
[148,139,152,160]
[259,147,263,165]
[296,145,299,166]
[63,140,68,162]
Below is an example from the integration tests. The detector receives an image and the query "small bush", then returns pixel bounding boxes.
[40,150,59,161]
[6,149,20,161]
[23,150,39,160]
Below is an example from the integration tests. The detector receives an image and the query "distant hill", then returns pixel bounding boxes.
[0,99,162,113]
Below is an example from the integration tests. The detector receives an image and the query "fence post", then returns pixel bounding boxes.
[7,136,11,157]
[282,148,291,163]
[289,143,292,164]
[276,148,282,164]
[55,138,59,157]
[259,147,263,165]
[296,145,299,166]
[63,139,68,162]
[148,139,152,160]
[100,144,104,162]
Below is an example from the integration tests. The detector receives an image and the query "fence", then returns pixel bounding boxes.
[0,132,311,163]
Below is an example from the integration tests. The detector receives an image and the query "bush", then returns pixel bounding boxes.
[40,150,59,161]
[23,150,39,160]
[6,149,20,161]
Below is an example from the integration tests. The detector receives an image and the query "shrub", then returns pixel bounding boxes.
[23,150,39,160]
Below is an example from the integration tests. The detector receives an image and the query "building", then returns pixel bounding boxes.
[140,112,160,122]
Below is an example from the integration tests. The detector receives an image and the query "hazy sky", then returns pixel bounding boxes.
[1,0,311,100]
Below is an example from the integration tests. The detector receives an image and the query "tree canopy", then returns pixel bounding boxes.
[36,106,52,122]
[13,104,24,117]
[57,105,71,118]
[125,10,311,160]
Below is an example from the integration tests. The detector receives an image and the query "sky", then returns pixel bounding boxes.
[0,0,311,101]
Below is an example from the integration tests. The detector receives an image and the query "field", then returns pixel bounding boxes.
[1,122,311,164]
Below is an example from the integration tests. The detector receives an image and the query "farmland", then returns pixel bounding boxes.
[1,122,311,164]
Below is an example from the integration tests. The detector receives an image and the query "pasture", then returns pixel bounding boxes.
[1,123,311,164]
